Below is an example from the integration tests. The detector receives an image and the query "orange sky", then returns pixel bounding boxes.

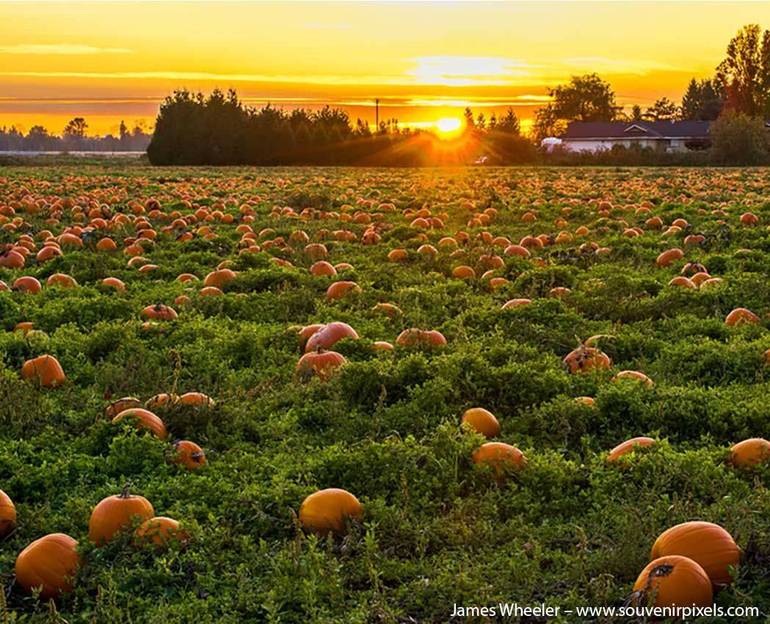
[1,1,769,136]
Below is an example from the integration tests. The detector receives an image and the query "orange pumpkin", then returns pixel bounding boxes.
[372,302,403,317]
[141,304,178,321]
[21,355,66,388]
[501,298,532,310]
[299,488,363,536]
[46,273,77,288]
[112,408,168,439]
[104,396,142,419]
[134,516,189,548]
[631,555,712,607]
[656,248,684,268]
[607,436,656,462]
[461,408,501,438]
[612,370,654,387]
[15,533,80,599]
[651,521,740,586]
[563,346,611,374]
[395,328,447,348]
[13,276,42,294]
[143,396,177,415]
[730,438,770,468]
[326,281,362,301]
[296,350,347,382]
[725,308,760,326]
[472,442,526,479]
[101,277,126,291]
[203,268,237,289]
[88,485,155,545]
[173,440,207,470]
[178,392,214,407]
[310,261,337,277]
[0,488,16,538]
[305,322,359,353]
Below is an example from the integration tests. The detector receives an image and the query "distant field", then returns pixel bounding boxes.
[1,166,770,622]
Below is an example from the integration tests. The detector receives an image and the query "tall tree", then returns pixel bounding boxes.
[533,74,617,140]
[715,24,770,117]
[681,79,723,120]
[496,108,521,135]
[548,74,618,122]
[630,104,643,121]
[644,97,679,121]
[63,117,88,139]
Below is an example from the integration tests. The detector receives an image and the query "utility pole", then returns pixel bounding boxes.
[375,98,379,132]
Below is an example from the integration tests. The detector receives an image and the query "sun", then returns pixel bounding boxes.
[435,117,463,138]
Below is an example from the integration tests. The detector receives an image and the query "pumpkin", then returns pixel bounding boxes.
[631,555,712,607]
[173,440,207,470]
[607,436,656,462]
[15,533,80,599]
[296,350,347,382]
[372,340,394,352]
[372,302,402,317]
[452,265,476,280]
[305,322,359,353]
[101,277,126,291]
[112,408,168,439]
[21,355,66,388]
[309,260,337,277]
[178,392,214,407]
[46,273,77,288]
[104,396,142,419]
[134,516,189,548]
[668,276,696,289]
[387,248,408,262]
[203,268,236,289]
[145,393,178,410]
[13,276,42,294]
[326,281,361,301]
[88,485,155,545]
[0,488,16,538]
[461,408,501,438]
[298,323,324,348]
[472,442,526,478]
[501,298,531,309]
[725,307,759,326]
[651,521,740,586]
[141,303,178,321]
[730,438,770,468]
[563,345,611,374]
[299,488,363,536]
[395,328,447,348]
[612,370,654,387]
[656,248,684,268]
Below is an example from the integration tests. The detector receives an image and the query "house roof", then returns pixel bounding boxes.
[561,120,711,140]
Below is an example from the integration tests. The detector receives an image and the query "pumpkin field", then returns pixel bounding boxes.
[2,164,770,622]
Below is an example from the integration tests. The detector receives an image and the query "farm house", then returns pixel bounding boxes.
[559,120,712,153]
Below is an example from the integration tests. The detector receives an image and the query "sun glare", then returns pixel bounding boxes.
[435,117,462,138]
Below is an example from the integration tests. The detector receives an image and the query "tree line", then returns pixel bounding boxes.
[146,89,534,166]
[0,118,151,153]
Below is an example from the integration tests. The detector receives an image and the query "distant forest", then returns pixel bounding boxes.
[0,118,151,153]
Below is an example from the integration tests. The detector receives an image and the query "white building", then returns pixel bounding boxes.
[559,120,712,153]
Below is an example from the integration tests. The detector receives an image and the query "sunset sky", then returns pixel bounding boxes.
[2,1,770,136]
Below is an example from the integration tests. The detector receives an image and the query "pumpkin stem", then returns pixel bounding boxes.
[120,483,132,499]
